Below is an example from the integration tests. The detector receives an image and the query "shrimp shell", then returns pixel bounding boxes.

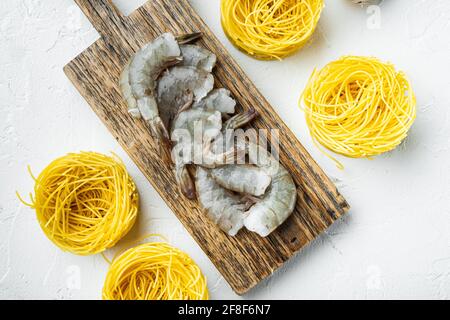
[180,44,217,72]
[119,62,140,118]
[171,108,223,198]
[193,88,236,115]
[195,167,247,236]
[157,66,214,130]
[243,143,297,237]
[171,108,256,198]
[210,165,272,197]
[171,108,223,144]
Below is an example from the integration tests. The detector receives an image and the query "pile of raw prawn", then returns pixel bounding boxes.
[120,32,297,237]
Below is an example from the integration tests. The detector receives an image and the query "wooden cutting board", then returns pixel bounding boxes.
[64,0,350,295]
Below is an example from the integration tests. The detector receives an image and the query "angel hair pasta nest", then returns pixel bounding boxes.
[300,56,417,161]
[18,152,139,255]
[221,0,324,60]
[102,242,209,300]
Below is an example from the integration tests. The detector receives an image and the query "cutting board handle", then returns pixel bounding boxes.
[74,0,128,39]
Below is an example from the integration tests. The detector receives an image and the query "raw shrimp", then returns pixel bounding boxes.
[204,108,258,166]
[171,108,257,199]
[155,44,216,130]
[172,108,257,170]
[243,143,297,237]
[119,32,201,140]
[210,165,271,197]
[171,108,223,170]
[155,46,223,132]
[180,45,217,72]
[195,167,247,236]
[157,66,214,131]
[194,111,259,234]
[171,108,223,199]
[171,108,223,157]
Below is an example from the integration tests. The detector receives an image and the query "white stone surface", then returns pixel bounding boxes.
[1,0,449,300]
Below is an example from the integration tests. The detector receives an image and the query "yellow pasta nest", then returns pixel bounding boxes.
[18,152,139,255]
[221,0,324,60]
[102,242,209,300]
[300,56,416,162]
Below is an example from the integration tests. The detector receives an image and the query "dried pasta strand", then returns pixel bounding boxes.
[102,242,209,300]
[221,0,324,60]
[300,56,417,163]
[17,152,139,256]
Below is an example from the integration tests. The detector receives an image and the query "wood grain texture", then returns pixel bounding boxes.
[64,0,350,295]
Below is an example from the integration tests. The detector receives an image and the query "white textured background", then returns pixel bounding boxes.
[1,0,449,300]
